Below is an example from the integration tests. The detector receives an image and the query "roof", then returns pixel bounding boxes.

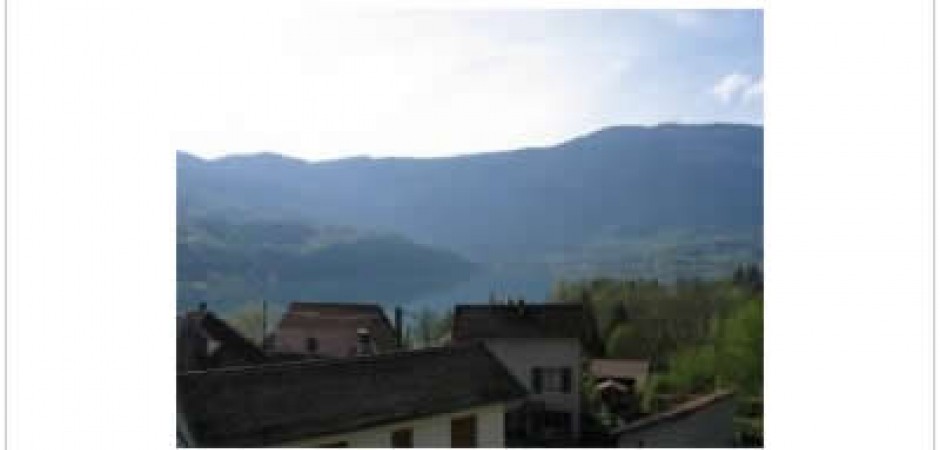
[614,389,736,434]
[452,303,585,341]
[286,302,388,315]
[177,343,527,447]
[274,302,399,357]
[177,310,268,371]
[589,359,651,381]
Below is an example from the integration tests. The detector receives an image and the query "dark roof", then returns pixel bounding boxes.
[177,311,268,371]
[177,343,527,447]
[614,389,736,434]
[590,359,651,381]
[452,303,585,341]
[286,302,388,315]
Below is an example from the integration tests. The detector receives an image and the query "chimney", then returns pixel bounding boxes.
[394,307,403,348]
[356,327,374,356]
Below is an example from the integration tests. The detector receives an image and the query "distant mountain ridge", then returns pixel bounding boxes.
[179,123,762,263]
[177,216,480,312]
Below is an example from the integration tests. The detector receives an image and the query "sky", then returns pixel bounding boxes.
[170,9,763,161]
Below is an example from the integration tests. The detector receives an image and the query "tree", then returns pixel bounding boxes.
[413,308,436,348]
[605,323,647,359]
[716,296,763,395]
[410,308,453,348]
[225,302,265,346]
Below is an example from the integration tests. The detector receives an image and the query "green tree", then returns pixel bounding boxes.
[716,296,763,395]
[223,301,283,347]
[410,308,453,348]
[605,323,647,358]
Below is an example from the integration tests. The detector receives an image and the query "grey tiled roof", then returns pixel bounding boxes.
[614,389,736,434]
[177,343,527,447]
[453,303,585,341]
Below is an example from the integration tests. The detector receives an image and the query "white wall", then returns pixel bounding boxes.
[283,403,507,448]
[482,338,581,437]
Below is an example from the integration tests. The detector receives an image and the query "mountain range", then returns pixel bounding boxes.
[177,123,763,312]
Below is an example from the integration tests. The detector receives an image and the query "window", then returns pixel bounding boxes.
[391,428,413,448]
[450,415,477,447]
[531,367,572,393]
[306,337,319,353]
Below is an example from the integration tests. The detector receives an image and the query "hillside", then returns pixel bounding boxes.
[177,123,763,310]
[177,217,480,312]
[179,124,761,262]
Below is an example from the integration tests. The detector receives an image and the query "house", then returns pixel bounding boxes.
[272,302,401,358]
[613,390,736,448]
[589,359,650,389]
[589,359,650,420]
[452,302,585,444]
[177,304,268,371]
[177,343,527,448]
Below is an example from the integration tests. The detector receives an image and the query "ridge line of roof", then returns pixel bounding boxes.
[288,301,386,308]
[178,342,485,377]
[454,303,584,309]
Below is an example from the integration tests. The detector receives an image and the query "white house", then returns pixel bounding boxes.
[285,403,507,448]
[452,303,585,445]
[177,344,526,448]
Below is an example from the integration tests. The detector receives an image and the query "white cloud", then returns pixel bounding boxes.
[121,7,760,160]
[743,77,764,103]
[653,10,712,30]
[711,72,762,105]
[671,11,708,29]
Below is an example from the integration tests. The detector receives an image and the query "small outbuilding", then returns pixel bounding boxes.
[589,358,650,389]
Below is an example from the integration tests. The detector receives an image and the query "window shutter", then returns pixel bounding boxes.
[450,416,477,447]
[561,367,572,393]
[391,428,413,448]
[532,367,543,394]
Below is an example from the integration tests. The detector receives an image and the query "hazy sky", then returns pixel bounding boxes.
[173,9,762,161]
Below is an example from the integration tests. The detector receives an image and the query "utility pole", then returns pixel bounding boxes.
[394,306,403,347]
[261,298,268,348]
